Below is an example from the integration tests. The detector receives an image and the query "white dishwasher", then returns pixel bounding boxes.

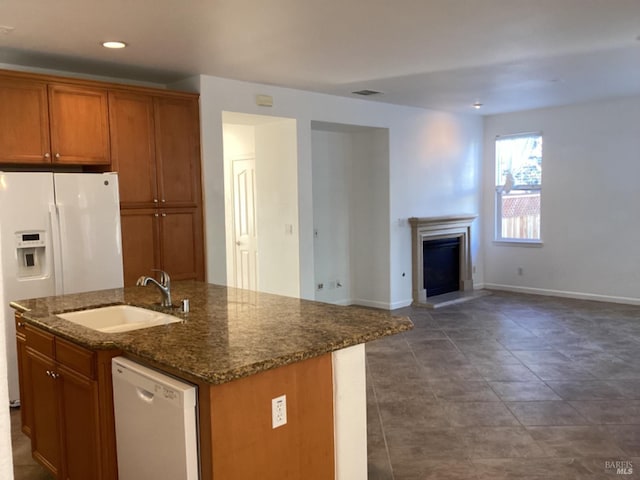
[112,357,199,480]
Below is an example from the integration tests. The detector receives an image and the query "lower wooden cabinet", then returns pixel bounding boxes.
[120,207,204,286]
[15,315,32,437]
[27,348,62,476]
[20,321,119,480]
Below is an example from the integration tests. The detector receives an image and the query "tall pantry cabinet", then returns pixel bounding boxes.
[109,91,205,286]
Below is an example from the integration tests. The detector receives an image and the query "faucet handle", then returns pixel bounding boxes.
[152,269,170,287]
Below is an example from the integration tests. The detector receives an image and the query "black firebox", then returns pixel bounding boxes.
[423,237,460,296]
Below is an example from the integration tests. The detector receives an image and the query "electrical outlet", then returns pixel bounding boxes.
[272,394,287,429]
[317,283,324,290]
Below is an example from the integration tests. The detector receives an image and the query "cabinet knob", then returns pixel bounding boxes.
[44,153,50,159]
[154,213,159,217]
[153,199,158,203]
[17,321,24,328]
[161,199,166,203]
[161,213,167,217]
[55,153,61,159]
[46,370,52,377]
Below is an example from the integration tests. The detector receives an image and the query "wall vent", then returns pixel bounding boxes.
[351,89,382,96]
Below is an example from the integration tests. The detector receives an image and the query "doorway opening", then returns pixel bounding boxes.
[311,121,390,307]
[222,112,299,297]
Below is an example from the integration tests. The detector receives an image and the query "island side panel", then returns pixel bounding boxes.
[207,354,335,480]
[332,344,367,480]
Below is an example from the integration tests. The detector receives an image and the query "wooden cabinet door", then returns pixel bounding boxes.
[159,208,204,281]
[15,317,32,437]
[49,84,110,165]
[0,77,50,164]
[26,349,62,477]
[109,92,158,206]
[120,208,161,286]
[154,97,201,207]
[58,365,101,480]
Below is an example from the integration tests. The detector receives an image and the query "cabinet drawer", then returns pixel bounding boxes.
[25,325,55,358]
[56,337,95,379]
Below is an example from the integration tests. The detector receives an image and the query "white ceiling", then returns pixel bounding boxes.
[1,0,639,115]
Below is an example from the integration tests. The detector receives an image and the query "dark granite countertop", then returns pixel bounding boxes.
[10,281,413,385]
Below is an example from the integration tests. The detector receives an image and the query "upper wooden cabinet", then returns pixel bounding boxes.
[48,84,110,165]
[0,77,50,164]
[154,96,201,207]
[109,92,158,206]
[110,92,201,208]
[0,74,110,166]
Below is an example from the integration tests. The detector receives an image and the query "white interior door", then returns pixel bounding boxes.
[232,158,258,290]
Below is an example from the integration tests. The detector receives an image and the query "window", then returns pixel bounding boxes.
[495,133,542,242]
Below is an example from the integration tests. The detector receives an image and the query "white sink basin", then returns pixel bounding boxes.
[57,305,182,333]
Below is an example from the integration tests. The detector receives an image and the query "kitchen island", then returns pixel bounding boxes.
[11,281,412,480]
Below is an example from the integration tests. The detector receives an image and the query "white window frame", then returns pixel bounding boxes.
[494,132,543,246]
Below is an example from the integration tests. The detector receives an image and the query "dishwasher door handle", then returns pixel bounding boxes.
[136,387,155,403]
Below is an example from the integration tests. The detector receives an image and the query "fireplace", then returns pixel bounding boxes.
[409,215,476,304]
[423,237,460,296]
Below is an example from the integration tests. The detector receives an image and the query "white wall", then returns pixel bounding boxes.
[351,129,390,307]
[254,120,300,297]
[189,74,483,307]
[483,95,640,304]
[389,111,484,306]
[312,129,353,304]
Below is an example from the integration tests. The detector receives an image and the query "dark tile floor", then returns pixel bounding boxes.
[367,291,640,479]
[11,291,640,479]
[10,408,51,480]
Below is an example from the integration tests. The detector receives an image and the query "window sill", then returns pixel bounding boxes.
[493,239,543,247]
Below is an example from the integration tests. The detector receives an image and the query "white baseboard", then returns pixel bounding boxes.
[350,298,394,310]
[389,298,413,310]
[331,299,353,307]
[484,283,640,306]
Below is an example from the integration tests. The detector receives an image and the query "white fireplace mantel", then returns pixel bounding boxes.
[409,215,477,304]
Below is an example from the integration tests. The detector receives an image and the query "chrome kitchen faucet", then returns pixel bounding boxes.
[136,270,172,307]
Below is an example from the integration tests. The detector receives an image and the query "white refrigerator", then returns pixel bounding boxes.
[0,172,124,406]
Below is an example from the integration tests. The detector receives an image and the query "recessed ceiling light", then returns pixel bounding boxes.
[102,41,127,49]
[473,102,483,109]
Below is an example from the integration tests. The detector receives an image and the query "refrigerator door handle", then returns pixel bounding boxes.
[49,203,64,295]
